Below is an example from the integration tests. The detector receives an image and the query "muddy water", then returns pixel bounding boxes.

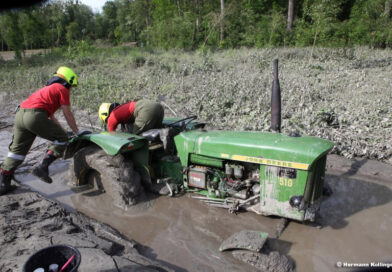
[279,169,392,272]
[71,188,284,271]
[3,116,392,272]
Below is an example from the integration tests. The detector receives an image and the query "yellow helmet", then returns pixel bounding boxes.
[55,66,78,87]
[99,103,111,123]
[99,102,120,123]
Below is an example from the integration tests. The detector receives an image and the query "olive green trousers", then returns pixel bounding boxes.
[1,108,68,171]
[124,100,164,134]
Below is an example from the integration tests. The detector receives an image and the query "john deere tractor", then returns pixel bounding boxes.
[65,60,333,222]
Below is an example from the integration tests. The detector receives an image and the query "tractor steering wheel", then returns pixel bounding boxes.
[167,115,197,128]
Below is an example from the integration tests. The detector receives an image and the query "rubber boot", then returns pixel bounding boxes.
[0,169,14,195]
[32,152,57,184]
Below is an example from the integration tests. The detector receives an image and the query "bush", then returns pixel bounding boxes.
[66,40,97,60]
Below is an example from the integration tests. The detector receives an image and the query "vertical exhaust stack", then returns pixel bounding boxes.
[271,59,281,133]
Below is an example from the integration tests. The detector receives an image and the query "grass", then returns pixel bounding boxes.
[0,46,391,163]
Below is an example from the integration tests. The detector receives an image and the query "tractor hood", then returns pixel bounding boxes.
[175,130,334,170]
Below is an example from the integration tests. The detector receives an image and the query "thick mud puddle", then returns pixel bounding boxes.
[279,159,392,272]
[71,188,286,271]
[2,117,392,272]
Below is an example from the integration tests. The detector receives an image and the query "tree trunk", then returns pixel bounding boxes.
[220,0,225,41]
[384,0,392,18]
[311,20,319,59]
[177,0,181,16]
[144,0,150,28]
[287,0,295,31]
[193,0,200,43]
[144,0,151,44]
[195,0,199,33]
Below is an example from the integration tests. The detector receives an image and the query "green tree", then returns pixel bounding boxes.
[21,9,49,49]
[66,21,81,45]
[296,0,345,49]
[349,0,392,48]
[102,0,119,42]
[3,12,24,59]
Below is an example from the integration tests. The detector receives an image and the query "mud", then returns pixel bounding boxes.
[1,103,392,272]
[219,230,269,252]
[278,156,392,272]
[0,111,286,271]
[0,186,171,271]
[232,251,294,272]
[69,146,143,209]
[71,190,286,272]
[218,230,295,272]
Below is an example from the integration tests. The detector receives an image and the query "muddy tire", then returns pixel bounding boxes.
[68,145,142,209]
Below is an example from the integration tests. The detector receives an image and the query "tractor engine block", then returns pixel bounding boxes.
[188,163,260,201]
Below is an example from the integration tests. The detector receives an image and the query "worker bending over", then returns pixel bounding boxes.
[98,100,164,134]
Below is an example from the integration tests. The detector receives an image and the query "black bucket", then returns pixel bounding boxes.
[23,244,81,272]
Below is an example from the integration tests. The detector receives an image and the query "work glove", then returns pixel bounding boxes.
[76,130,92,136]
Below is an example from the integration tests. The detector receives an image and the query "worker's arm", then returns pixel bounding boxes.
[61,105,79,134]
[107,115,118,132]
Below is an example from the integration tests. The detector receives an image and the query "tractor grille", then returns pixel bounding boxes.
[304,155,327,204]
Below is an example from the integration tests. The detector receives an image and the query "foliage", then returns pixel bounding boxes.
[349,0,392,48]
[2,12,24,59]
[0,0,392,51]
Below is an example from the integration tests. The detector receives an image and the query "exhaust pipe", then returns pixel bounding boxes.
[271,59,281,133]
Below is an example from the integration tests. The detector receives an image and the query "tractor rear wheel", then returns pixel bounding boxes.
[68,145,142,209]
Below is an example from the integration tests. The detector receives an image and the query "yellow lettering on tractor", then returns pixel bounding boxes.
[231,155,309,170]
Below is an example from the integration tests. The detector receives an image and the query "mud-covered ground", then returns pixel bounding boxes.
[0,99,392,272]
[0,47,391,163]
[0,103,295,272]
[0,47,391,271]
[0,186,174,272]
[0,104,172,272]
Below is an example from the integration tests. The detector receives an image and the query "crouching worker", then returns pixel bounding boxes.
[0,66,89,194]
[98,100,164,134]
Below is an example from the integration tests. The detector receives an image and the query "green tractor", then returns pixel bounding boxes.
[65,60,333,222]
[65,116,332,222]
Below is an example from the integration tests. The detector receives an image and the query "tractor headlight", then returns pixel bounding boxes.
[289,195,304,209]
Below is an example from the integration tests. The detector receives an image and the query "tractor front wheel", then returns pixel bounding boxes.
[68,145,142,209]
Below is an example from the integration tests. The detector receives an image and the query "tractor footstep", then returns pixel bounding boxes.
[219,230,268,252]
[151,182,174,196]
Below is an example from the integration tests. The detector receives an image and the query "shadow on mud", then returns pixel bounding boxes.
[268,238,293,256]
[319,173,392,229]
[340,158,368,178]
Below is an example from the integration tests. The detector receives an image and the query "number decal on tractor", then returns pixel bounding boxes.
[279,177,293,187]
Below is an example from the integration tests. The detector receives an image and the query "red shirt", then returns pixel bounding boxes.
[20,83,70,117]
[107,101,136,132]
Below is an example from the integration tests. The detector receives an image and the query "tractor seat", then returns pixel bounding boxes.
[141,128,176,154]
[141,129,161,142]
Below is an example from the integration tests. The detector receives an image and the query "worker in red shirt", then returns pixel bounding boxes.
[0,66,89,194]
[98,100,164,134]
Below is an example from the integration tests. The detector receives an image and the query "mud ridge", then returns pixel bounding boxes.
[0,184,173,272]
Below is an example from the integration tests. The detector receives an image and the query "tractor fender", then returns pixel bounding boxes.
[64,131,148,159]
